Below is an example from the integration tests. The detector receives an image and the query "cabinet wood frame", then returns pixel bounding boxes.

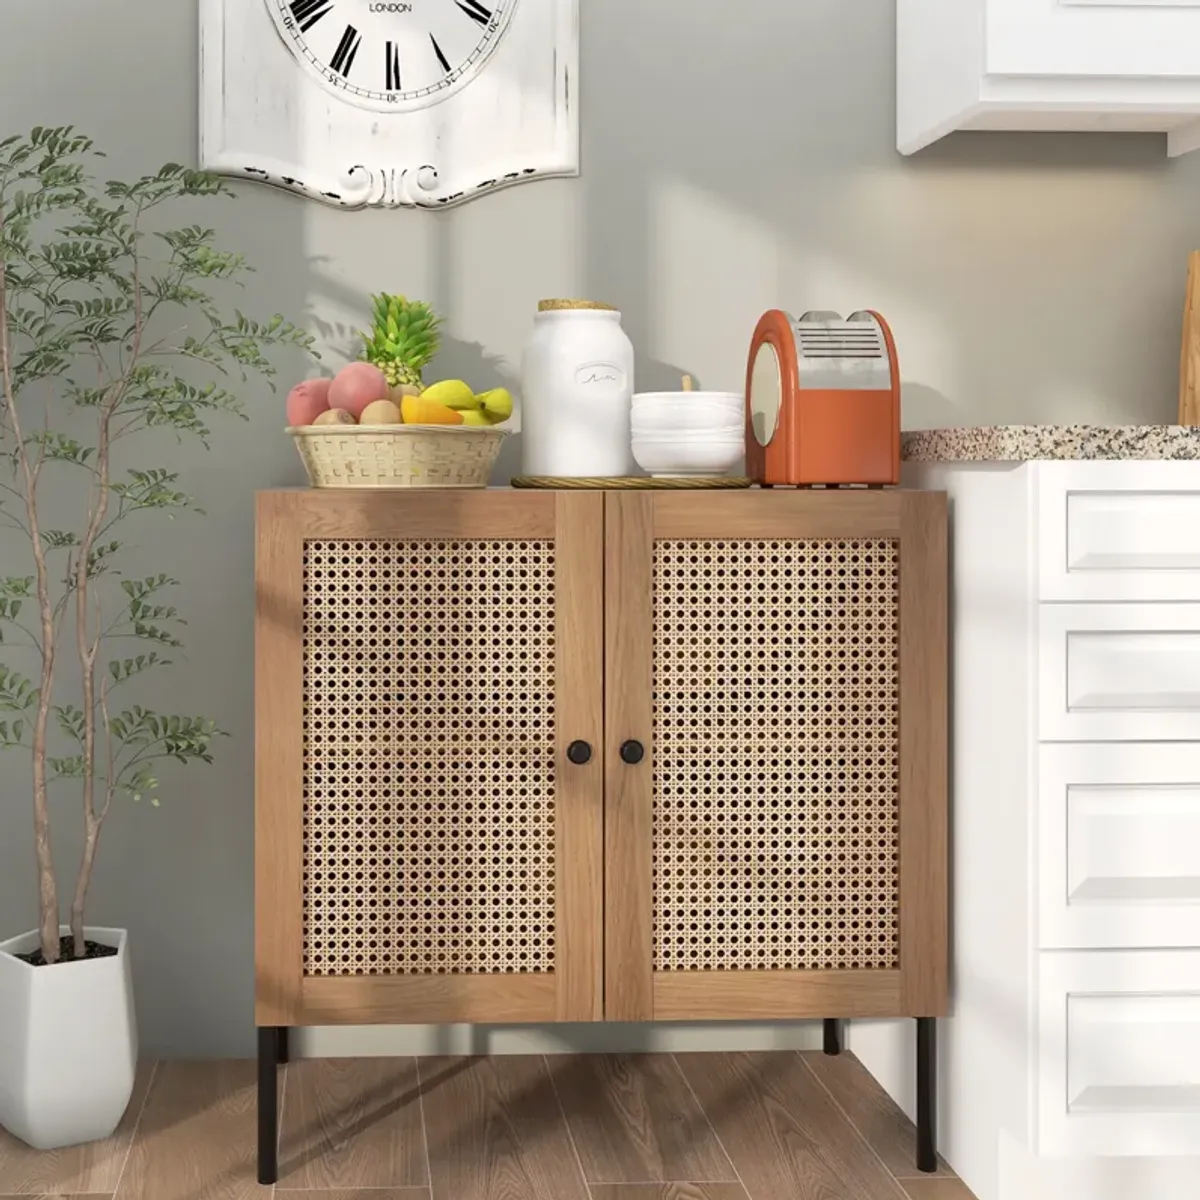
[255,488,947,1027]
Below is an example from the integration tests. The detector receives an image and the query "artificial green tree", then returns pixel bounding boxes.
[0,127,315,964]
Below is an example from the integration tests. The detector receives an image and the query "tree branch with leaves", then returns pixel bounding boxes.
[0,127,316,964]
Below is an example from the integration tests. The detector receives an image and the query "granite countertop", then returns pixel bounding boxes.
[901,424,1200,462]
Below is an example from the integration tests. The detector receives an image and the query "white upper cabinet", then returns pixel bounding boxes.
[898,0,1200,158]
[990,0,1200,78]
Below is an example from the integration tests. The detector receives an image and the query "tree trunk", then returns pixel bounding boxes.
[34,779,59,958]
[70,817,100,956]
[71,411,112,962]
[0,209,61,964]
[30,602,61,963]
[67,217,146,959]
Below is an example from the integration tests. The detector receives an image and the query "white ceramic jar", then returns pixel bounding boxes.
[520,299,635,477]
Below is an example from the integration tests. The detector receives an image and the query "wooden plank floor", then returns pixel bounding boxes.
[0,1052,978,1199]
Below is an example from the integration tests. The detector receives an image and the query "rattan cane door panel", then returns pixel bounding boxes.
[604,490,948,1022]
[302,535,560,979]
[255,490,604,1027]
[652,536,902,972]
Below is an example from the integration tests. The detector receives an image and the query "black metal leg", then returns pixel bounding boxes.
[823,1018,842,1055]
[916,1017,937,1173]
[278,1026,290,1064]
[257,1026,279,1185]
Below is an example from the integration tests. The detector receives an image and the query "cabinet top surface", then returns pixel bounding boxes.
[255,485,943,496]
[902,424,1200,463]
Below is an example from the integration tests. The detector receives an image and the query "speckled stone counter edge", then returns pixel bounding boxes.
[901,424,1200,462]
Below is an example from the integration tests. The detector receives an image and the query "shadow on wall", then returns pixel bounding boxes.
[303,233,700,482]
[306,256,512,394]
[577,0,1192,427]
[304,255,525,479]
[100,193,316,1059]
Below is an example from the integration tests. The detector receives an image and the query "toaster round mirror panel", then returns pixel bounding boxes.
[750,342,782,446]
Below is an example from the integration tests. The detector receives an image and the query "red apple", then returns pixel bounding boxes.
[285,378,333,426]
[329,362,390,419]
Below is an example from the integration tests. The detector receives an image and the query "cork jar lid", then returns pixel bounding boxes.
[537,298,617,312]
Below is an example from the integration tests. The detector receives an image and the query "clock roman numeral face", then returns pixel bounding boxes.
[329,25,363,76]
[385,40,402,91]
[430,33,451,74]
[290,0,334,33]
[269,0,516,113]
[454,0,491,26]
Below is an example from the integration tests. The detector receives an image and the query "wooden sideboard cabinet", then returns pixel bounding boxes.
[253,486,948,1183]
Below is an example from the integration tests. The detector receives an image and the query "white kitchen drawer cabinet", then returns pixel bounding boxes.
[1038,603,1200,742]
[866,459,1200,1200]
[899,0,1200,158]
[1039,743,1200,948]
[1037,461,1200,602]
[1038,949,1200,1157]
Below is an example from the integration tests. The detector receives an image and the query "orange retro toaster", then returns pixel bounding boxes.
[744,309,900,487]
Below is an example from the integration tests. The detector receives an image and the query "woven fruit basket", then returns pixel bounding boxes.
[288,425,509,489]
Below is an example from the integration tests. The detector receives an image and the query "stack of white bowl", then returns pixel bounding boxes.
[630,390,745,477]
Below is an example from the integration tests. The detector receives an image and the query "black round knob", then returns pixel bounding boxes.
[566,740,592,766]
[620,739,645,765]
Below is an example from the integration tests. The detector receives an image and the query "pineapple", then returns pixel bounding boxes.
[360,293,442,390]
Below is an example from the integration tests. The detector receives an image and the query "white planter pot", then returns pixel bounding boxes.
[0,926,137,1149]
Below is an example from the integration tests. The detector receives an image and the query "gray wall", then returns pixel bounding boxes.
[1,0,1196,1058]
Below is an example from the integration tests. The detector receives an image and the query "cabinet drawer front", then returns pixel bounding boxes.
[1038,949,1200,1156]
[1038,604,1200,741]
[1039,744,1200,949]
[1037,462,1200,601]
[988,0,1200,79]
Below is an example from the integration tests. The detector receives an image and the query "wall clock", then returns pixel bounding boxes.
[199,0,578,209]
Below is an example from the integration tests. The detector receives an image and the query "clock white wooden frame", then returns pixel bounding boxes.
[199,0,578,210]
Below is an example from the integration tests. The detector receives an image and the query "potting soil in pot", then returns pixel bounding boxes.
[15,936,118,966]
